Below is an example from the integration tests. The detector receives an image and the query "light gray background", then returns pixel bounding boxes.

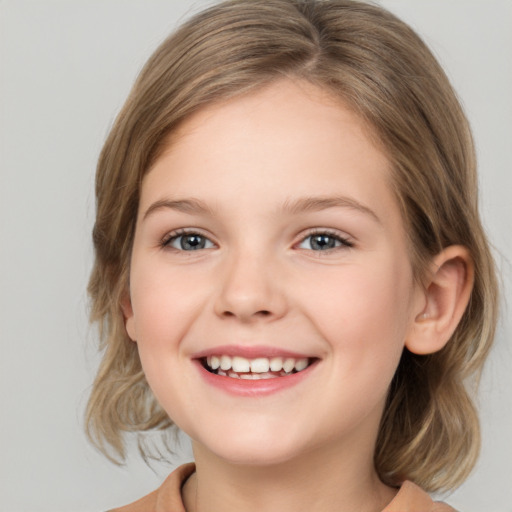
[0,1,510,511]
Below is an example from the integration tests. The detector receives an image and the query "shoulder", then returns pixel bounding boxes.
[106,489,158,512]
[107,463,196,512]
[432,503,458,512]
[383,481,458,512]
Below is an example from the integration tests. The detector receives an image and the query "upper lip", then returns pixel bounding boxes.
[191,344,316,360]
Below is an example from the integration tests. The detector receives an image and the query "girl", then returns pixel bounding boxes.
[86,1,498,511]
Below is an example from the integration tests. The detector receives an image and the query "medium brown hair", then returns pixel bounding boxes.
[86,0,498,492]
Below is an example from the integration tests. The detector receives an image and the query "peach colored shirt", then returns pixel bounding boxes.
[109,463,456,512]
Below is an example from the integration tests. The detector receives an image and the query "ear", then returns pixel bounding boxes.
[405,245,474,355]
[120,290,137,342]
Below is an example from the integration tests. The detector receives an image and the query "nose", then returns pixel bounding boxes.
[213,249,288,323]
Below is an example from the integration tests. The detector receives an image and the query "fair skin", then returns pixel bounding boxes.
[123,79,473,512]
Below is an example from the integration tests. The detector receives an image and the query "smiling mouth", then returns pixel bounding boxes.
[201,355,315,380]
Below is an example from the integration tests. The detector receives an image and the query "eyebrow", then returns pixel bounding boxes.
[282,196,381,224]
[142,195,381,224]
[142,198,212,220]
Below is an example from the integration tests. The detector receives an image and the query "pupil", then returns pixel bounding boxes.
[181,235,205,250]
[311,235,335,250]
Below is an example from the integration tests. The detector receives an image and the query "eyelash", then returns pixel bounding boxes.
[160,228,354,253]
[161,229,215,252]
[297,229,354,253]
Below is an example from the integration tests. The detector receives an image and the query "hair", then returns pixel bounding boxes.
[86,0,498,493]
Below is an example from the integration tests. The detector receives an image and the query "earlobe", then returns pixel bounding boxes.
[121,291,137,342]
[405,245,474,355]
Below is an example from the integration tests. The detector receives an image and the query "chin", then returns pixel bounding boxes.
[193,427,310,467]
[214,445,303,467]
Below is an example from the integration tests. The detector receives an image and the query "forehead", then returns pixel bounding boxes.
[141,78,400,229]
[164,79,383,158]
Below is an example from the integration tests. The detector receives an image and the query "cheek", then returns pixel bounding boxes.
[300,258,413,373]
[126,263,202,416]
[127,258,206,351]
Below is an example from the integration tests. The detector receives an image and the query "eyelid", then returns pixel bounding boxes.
[294,228,354,251]
[158,227,353,253]
[161,228,217,250]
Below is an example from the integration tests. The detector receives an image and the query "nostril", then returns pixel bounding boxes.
[221,309,272,318]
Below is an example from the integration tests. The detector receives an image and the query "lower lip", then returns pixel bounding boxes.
[194,360,318,397]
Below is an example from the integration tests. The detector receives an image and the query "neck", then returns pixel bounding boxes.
[182,440,397,512]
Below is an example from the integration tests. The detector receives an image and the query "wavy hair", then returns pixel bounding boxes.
[86,0,498,492]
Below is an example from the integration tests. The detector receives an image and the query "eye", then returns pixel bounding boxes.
[297,231,352,251]
[164,231,215,251]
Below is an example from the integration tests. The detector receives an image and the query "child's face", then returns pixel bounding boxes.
[124,79,424,467]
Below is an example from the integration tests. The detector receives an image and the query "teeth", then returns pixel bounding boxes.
[232,356,250,373]
[205,355,312,377]
[269,357,283,372]
[295,358,308,371]
[250,357,270,373]
[283,358,295,373]
[238,372,278,380]
[220,355,231,371]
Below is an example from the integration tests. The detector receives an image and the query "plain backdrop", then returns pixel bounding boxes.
[0,1,511,511]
